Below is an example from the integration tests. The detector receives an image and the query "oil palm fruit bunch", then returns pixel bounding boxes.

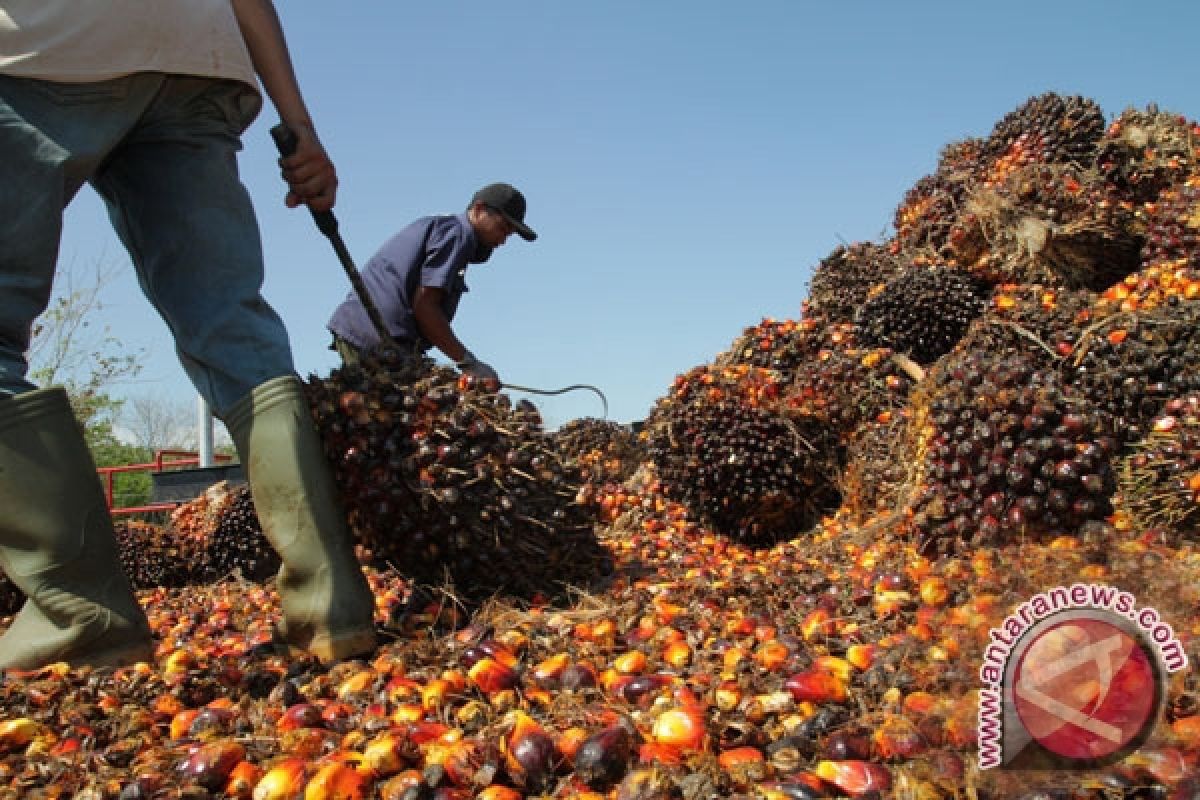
[1142,177,1200,270]
[195,484,280,584]
[784,340,914,442]
[1064,302,1200,443]
[305,350,609,603]
[552,417,644,486]
[115,517,193,589]
[1095,258,1200,315]
[719,316,827,375]
[911,353,1116,555]
[1116,394,1200,538]
[892,173,965,256]
[1096,105,1200,204]
[962,283,1092,369]
[645,365,840,542]
[950,163,1141,289]
[805,242,904,325]
[854,266,990,364]
[981,92,1107,185]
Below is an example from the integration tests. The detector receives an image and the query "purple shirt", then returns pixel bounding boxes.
[327,213,479,350]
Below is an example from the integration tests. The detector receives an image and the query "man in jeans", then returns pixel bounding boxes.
[0,0,376,670]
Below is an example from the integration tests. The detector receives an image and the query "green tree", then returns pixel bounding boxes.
[27,258,152,507]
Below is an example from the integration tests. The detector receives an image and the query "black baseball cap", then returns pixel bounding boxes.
[470,183,537,241]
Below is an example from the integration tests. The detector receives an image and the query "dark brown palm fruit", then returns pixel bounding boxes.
[114,518,193,589]
[645,367,840,543]
[950,163,1142,289]
[1096,105,1200,204]
[911,354,1114,556]
[1065,303,1200,443]
[197,484,280,584]
[552,417,644,486]
[805,242,905,325]
[981,92,1107,185]
[854,266,989,364]
[305,351,609,603]
[1142,177,1200,270]
[1116,394,1200,538]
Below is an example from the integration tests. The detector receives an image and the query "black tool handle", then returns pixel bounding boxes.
[269,123,339,238]
[269,122,397,349]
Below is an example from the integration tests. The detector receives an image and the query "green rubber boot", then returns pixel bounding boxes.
[224,375,377,662]
[0,389,154,672]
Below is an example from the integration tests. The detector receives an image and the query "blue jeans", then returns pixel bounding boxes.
[0,72,295,417]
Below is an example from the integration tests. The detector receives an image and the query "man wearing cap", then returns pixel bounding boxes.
[326,182,536,382]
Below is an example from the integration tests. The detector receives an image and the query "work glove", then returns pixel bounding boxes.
[456,350,500,383]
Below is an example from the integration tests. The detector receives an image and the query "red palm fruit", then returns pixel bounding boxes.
[168,709,200,740]
[574,724,636,790]
[1172,716,1200,749]
[531,653,569,686]
[224,760,262,799]
[408,721,451,745]
[613,650,648,675]
[469,657,518,694]
[754,640,790,672]
[320,701,354,727]
[845,644,875,671]
[636,742,683,767]
[901,691,939,717]
[556,726,591,764]
[661,640,691,669]
[336,670,375,700]
[813,760,892,796]
[784,669,848,703]
[504,712,559,792]
[650,708,705,751]
[717,746,768,787]
[871,715,927,760]
[252,757,309,800]
[279,703,325,732]
[303,761,369,800]
[178,740,247,792]
[801,608,835,640]
[360,731,409,778]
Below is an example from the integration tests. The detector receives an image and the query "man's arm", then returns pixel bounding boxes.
[230,0,337,211]
[413,287,468,362]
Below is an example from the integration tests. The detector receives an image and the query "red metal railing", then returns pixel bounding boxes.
[97,449,233,516]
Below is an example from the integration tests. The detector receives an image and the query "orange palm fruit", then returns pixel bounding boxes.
[476,788,524,800]
[224,760,263,799]
[613,650,648,675]
[531,653,569,686]
[650,708,705,751]
[360,731,408,778]
[784,669,848,704]
[814,759,892,796]
[717,746,767,786]
[252,757,308,800]
[303,761,369,800]
[469,657,518,694]
[0,718,40,751]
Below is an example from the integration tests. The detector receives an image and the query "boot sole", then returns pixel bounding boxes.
[277,626,379,663]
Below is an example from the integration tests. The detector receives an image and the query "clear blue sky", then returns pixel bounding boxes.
[56,1,1200,428]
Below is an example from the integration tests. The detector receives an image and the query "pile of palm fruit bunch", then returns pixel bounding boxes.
[110,483,279,590]
[643,361,842,544]
[9,91,1200,800]
[551,417,645,487]
[303,348,610,603]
